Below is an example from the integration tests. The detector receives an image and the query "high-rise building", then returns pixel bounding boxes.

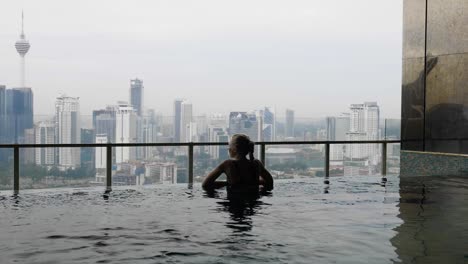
[140,109,159,160]
[35,121,55,166]
[95,134,108,169]
[130,78,144,116]
[115,102,137,164]
[145,162,178,184]
[262,107,276,141]
[180,101,193,142]
[285,109,295,138]
[208,126,229,160]
[6,88,34,143]
[95,134,108,183]
[228,112,259,141]
[0,85,6,144]
[186,122,198,142]
[345,102,380,175]
[327,113,350,160]
[15,11,31,88]
[23,128,35,164]
[93,107,116,143]
[173,99,183,142]
[55,95,81,169]
[81,128,95,169]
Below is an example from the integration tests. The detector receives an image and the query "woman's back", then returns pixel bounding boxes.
[202,134,274,192]
[224,159,260,189]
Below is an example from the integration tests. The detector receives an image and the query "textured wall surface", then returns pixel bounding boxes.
[401,0,468,176]
[401,150,468,176]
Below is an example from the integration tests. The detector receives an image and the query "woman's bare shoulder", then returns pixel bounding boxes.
[219,159,234,168]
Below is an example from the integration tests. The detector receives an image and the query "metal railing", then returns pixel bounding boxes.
[0,140,400,194]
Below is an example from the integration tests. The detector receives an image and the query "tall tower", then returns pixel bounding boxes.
[130,79,144,116]
[15,11,31,87]
[55,95,81,169]
[285,109,295,138]
[180,101,193,142]
[173,99,183,142]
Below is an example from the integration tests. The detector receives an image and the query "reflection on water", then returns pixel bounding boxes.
[0,176,467,263]
[391,176,468,264]
[206,190,272,234]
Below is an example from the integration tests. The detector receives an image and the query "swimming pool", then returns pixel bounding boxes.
[1,175,467,263]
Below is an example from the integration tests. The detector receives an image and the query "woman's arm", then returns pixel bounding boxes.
[257,161,274,191]
[202,161,228,190]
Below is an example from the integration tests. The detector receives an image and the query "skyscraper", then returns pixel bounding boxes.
[0,85,6,144]
[115,102,137,164]
[180,101,193,142]
[93,107,116,143]
[130,78,144,116]
[95,134,108,183]
[345,102,381,175]
[138,109,159,160]
[228,112,259,141]
[173,99,183,142]
[208,126,229,160]
[6,88,33,143]
[327,113,350,161]
[285,109,295,138]
[23,128,35,164]
[35,121,55,166]
[262,107,276,141]
[14,11,31,87]
[55,95,81,169]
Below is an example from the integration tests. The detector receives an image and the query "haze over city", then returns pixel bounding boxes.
[0,0,402,118]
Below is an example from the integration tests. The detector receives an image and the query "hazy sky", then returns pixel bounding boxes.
[0,0,402,118]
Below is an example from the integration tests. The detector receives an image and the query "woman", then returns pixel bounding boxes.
[202,134,274,193]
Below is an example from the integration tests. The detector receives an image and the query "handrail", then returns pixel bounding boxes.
[0,140,401,148]
[0,140,401,194]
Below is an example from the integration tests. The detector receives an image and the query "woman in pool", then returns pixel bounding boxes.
[202,134,274,192]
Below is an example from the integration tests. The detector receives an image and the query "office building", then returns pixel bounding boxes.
[180,101,193,142]
[285,109,295,138]
[115,102,137,164]
[141,110,159,160]
[262,107,276,141]
[228,112,259,141]
[81,128,95,169]
[327,114,350,161]
[93,107,116,143]
[344,102,380,175]
[5,88,34,143]
[35,121,55,166]
[130,78,144,116]
[173,99,183,142]
[0,85,6,144]
[23,128,35,164]
[145,162,178,184]
[208,126,229,160]
[94,134,108,183]
[55,95,81,169]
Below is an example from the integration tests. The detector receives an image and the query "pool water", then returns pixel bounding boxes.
[1,175,467,264]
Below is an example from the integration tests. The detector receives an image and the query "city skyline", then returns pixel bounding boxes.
[0,1,403,118]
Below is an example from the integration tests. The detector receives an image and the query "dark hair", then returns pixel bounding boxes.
[230,134,255,161]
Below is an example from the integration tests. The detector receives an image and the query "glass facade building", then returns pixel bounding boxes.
[5,88,34,143]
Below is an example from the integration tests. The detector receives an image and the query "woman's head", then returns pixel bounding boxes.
[229,134,255,161]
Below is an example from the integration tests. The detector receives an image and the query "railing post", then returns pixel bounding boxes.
[106,145,112,192]
[188,143,193,186]
[382,142,387,176]
[260,143,266,165]
[325,143,330,177]
[13,146,19,195]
